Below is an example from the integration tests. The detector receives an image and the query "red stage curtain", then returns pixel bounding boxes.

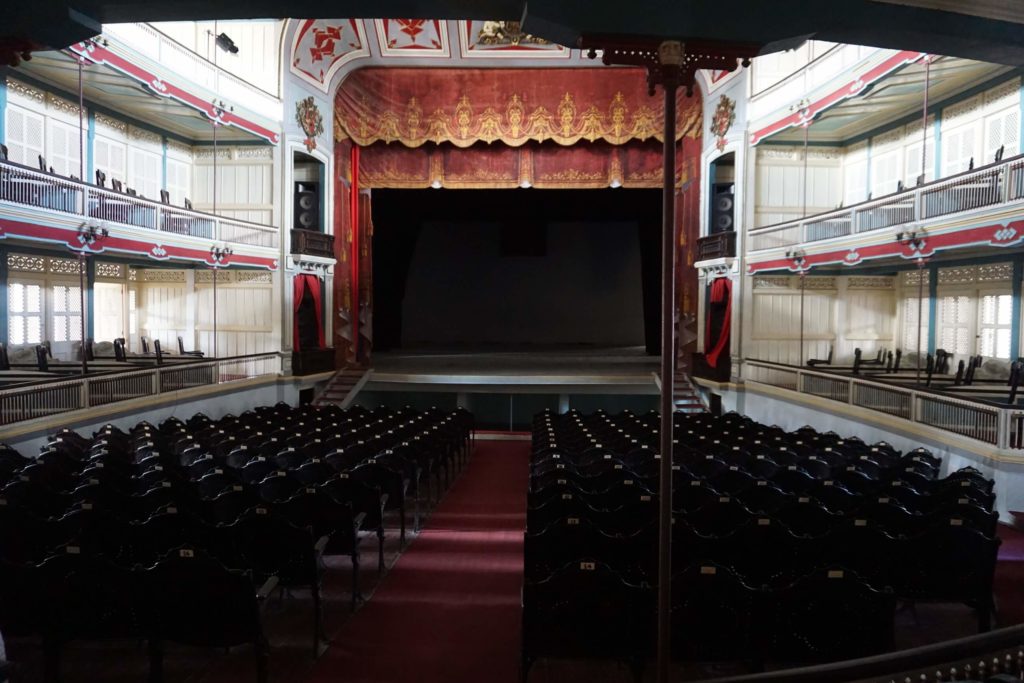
[293,274,325,351]
[335,67,702,148]
[705,278,732,368]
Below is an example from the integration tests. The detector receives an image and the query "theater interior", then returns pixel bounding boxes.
[2,2,1024,682]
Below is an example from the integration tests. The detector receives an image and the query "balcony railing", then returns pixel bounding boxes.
[748,153,1024,252]
[0,160,279,249]
[0,353,281,425]
[696,231,736,261]
[291,229,336,259]
[743,360,1023,450]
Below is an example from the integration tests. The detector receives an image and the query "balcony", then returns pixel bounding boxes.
[747,154,1024,254]
[697,231,736,261]
[290,229,335,259]
[0,160,279,249]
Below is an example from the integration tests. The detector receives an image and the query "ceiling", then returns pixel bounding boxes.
[9,0,1024,69]
[768,56,1013,144]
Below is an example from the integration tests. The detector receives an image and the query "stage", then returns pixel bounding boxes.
[364,345,661,396]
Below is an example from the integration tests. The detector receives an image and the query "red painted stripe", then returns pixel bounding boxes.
[0,217,278,270]
[750,50,927,145]
[747,219,1024,273]
[67,41,280,145]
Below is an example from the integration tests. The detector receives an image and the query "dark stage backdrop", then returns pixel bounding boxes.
[372,188,663,352]
[402,220,644,347]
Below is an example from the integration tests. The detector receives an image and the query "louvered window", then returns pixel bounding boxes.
[979,293,1013,359]
[8,282,44,345]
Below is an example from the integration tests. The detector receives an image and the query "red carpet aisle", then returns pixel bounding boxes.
[309,439,530,683]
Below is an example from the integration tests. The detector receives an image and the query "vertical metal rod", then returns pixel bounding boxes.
[799,270,806,366]
[802,121,810,218]
[921,56,931,182]
[212,119,218,216]
[77,58,85,189]
[916,259,925,385]
[79,254,88,375]
[213,266,218,358]
[657,72,678,683]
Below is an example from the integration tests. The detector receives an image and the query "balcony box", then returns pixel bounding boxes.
[291,229,335,259]
[697,231,736,261]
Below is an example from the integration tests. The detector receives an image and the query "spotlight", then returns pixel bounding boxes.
[215,33,239,54]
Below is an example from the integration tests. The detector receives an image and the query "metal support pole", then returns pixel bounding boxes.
[799,270,806,366]
[801,121,810,218]
[77,58,85,187]
[916,258,925,385]
[921,56,931,182]
[79,254,88,375]
[656,66,678,683]
[213,266,218,358]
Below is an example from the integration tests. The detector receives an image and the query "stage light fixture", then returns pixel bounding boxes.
[215,33,239,54]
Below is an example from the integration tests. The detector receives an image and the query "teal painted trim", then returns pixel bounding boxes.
[86,111,96,182]
[0,245,8,346]
[927,265,939,353]
[842,69,1023,148]
[932,111,942,180]
[1012,258,1023,360]
[86,259,96,339]
[161,137,168,192]
[0,77,7,145]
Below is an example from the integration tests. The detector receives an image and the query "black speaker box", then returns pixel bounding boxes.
[294,181,320,231]
[711,187,734,234]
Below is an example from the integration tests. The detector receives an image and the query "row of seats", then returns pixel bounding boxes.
[0,402,474,681]
[521,410,1001,679]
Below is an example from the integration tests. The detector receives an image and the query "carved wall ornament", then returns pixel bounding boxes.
[710,94,736,152]
[49,258,84,275]
[847,276,894,290]
[753,276,792,289]
[938,265,978,285]
[95,113,128,134]
[803,277,837,290]
[984,78,1020,107]
[7,79,45,103]
[977,262,1013,282]
[296,96,325,152]
[235,270,273,284]
[7,254,46,272]
[902,268,929,287]
[142,270,186,283]
[96,263,125,279]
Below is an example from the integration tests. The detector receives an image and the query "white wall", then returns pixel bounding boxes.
[191,145,275,225]
[747,274,895,365]
[753,146,843,227]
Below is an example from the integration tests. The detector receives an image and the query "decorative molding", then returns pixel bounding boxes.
[142,270,186,283]
[7,254,46,272]
[194,148,233,161]
[7,79,45,104]
[984,77,1020,108]
[943,93,983,125]
[235,147,274,160]
[49,258,84,275]
[977,262,1013,282]
[804,277,837,290]
[902,269,929,287]
[128,268,138,282]
[128,125,162,145]
[698,258,738,278]
[753,276,791,289]
[806,147,843,160]
[96,263,124,279]
[847,276,894,290]
[235,270,273,284]
[938,265,978,285]
[758,147,801,161]
[166,140,194,159]
[46,93,83,118]
[95,113,128,135]
[872,126,905,149]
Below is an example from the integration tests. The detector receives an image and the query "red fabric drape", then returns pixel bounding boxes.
[705,278,732,368]
[350,144,360,361]
[293,274,325,351]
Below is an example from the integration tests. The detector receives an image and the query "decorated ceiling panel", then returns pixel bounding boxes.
[288,18,671,94]
[334,67,703,148]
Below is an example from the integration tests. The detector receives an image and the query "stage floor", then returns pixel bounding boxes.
[367,345,660,394]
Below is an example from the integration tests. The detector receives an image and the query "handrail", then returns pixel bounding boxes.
[704,623,1024,683]
[0,159,279,249]
[743,360,1019,449]
[748,152,1024,252]
[0,352,282,425]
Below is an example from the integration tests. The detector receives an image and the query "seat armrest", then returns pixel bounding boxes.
[353,511,367,531]
[380,492,390,509]
[314,535,330,556]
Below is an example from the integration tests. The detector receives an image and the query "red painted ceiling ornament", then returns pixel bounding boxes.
[396,20,426,41]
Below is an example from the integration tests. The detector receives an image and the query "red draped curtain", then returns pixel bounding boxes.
[293,273,325,351]
[705,278,732,368]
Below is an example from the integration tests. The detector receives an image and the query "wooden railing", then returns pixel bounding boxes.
[0,160,279,249]
[290,229,336,259]
[696,231,736,261]
[0,353,281,426]
[743,360,1016,449]
[748,152,1024,252]
[706,623,1024,683]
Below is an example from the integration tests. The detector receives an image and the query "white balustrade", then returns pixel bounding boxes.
[0,159,278,249]
[748,153,1024,253]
